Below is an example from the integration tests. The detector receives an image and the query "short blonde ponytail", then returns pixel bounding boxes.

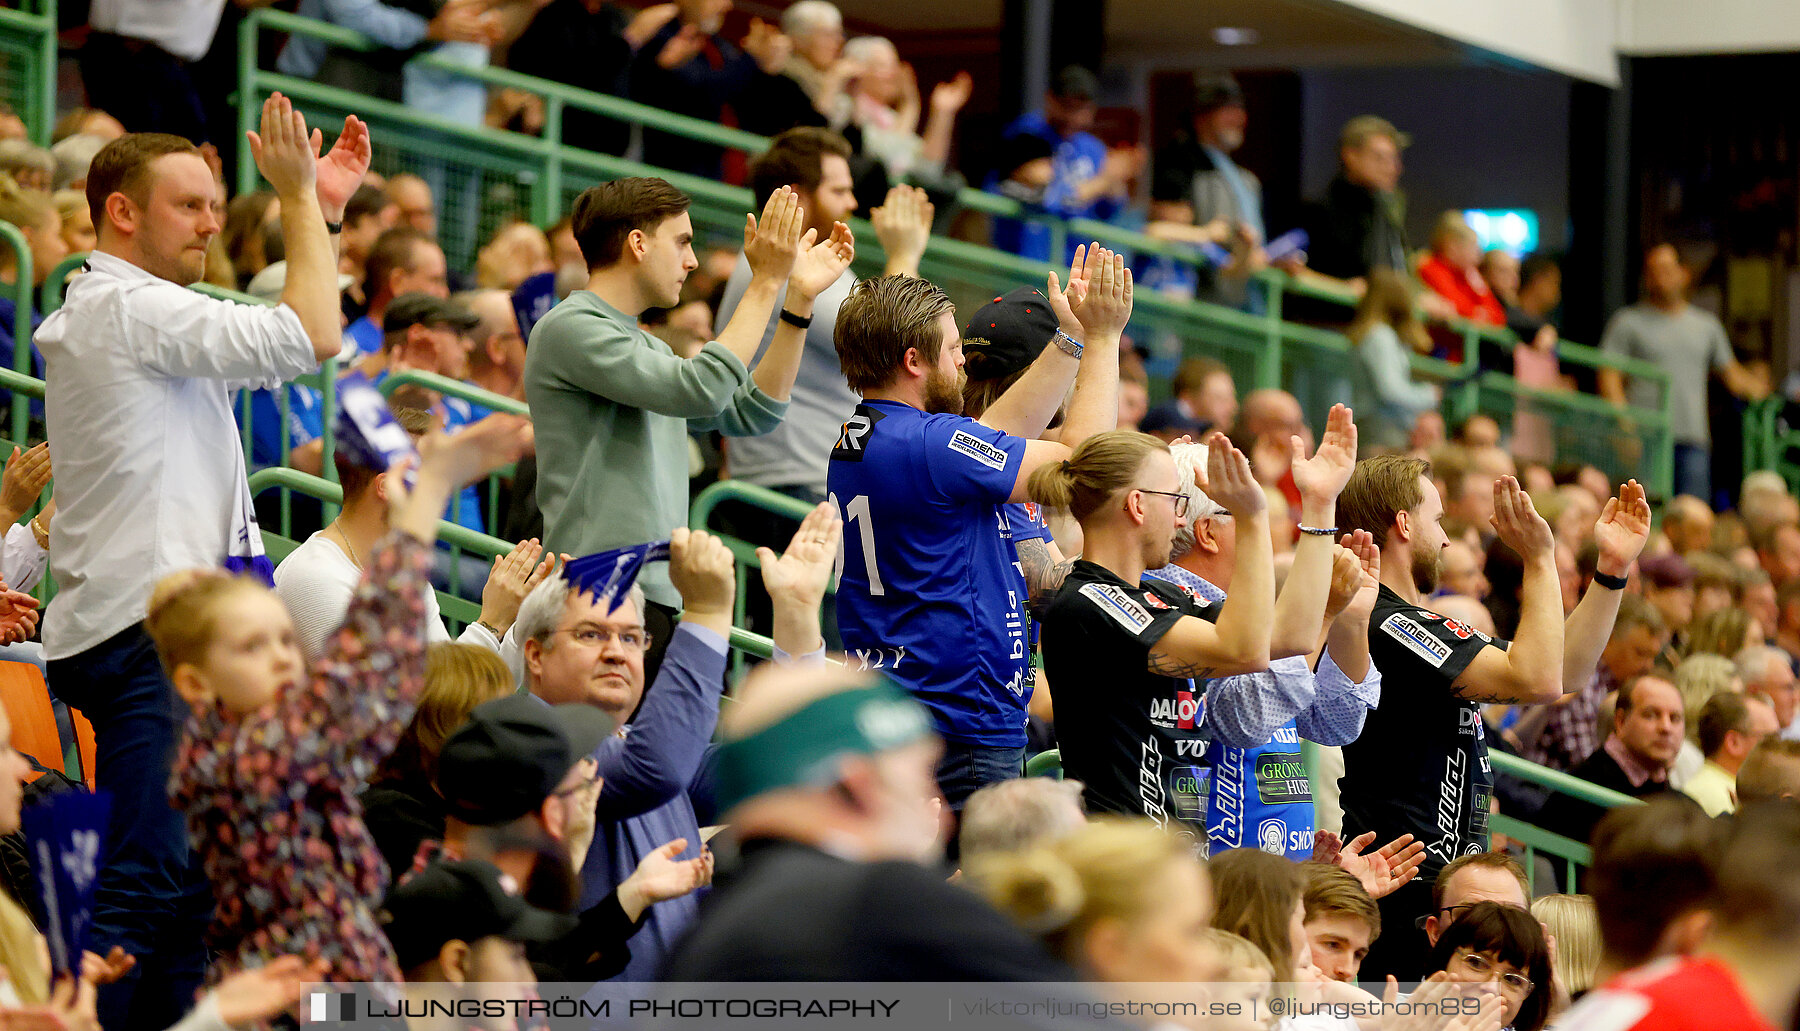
[1027,430,1167,522]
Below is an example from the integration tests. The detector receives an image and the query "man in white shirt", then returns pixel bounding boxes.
[274,436,553,681]
[35,94,367,1029]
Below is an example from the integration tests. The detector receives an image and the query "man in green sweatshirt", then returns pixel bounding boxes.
[526,175,854,670]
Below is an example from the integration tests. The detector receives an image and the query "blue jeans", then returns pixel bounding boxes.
[47,625,210,1031]
[1673,442,1712,505]
[935,741,1025,812]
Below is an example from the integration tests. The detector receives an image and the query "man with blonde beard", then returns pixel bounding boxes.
[1335,457,1651,980]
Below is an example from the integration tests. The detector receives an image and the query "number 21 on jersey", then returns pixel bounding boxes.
[829,492,884,596]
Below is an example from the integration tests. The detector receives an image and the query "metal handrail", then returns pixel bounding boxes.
[375,369,529,416]
[0,220,36,444]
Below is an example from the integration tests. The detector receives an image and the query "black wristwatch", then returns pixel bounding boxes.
[1592,570,1628,590]
[779,309,812,329]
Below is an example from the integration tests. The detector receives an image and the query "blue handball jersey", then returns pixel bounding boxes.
[829,400,1033,747]
[1206,719,1315,860]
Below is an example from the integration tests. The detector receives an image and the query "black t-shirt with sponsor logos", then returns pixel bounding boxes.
[1039,561,1223,851]
[1341,585,1507,878]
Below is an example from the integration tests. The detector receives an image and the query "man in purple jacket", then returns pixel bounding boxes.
[512,504,840,982]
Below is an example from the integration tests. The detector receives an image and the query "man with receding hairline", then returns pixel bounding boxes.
[36,95,369,1028]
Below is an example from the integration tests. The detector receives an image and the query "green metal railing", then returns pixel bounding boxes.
[689,480,834,678]
[0,220,36,445]
[1022,745,1637,893]
[236,8,1679,494]
[248,467,782,661]
[0,0,57,149]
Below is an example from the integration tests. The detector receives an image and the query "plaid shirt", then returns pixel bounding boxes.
[171,532,431,986]
[1523,663,1618,772]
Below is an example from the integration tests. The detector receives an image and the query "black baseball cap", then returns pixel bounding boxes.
[436,694,615,826]
[380,858,578,971]
[962,287,1059,382]
[382,292,482,336]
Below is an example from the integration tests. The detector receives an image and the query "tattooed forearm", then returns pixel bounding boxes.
[1146,652,1218,680]
[1018,538,1074,612]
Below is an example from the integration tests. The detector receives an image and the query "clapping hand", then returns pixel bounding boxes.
[1490,475,1554,561]
[210,956,329,1029]
[1334,831,1426,900]
[1044,242,1097,338]
[1290,403,1357,506]
[0,580,39,645]
[1335,530,1381,624]
[313,114,373,220]
[0,443,51,519]
[1593,479,1651,578]
[1195,432,1265,518]
[480,539,559,635]
[619,838,713,920]
[744,186,806,286]
[1067,245,1132,341]
[757,503,842,619]
[246,93,316,200]
[786,222,855,305]
[871,185,932,274]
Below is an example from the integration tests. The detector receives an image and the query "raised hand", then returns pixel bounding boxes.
[1195,431,1265,518]
[743,186,805,284]
[929,71,974,114]
[741,18,791,75]
[1290,403,1357,505]
[426,0,497,43]
[1490,475,1554,560]
[1044,242,1094,337]
[669,528,735,620]
[1324,544,1363,622]
[787,222,855,304]
[1593,479,1651,577]
[1068,246,1132,341]
[0,442,51,518]
[1336,529,1381,624]
[655,23,707,68]
[210,956,329,1029]
[480,538,554,635]
[1336,831,1426,900]
[419,413,534,490]
[246,92,317,199]
[871,185,932,274]
[313,114,372,220]
[759,502,841,611]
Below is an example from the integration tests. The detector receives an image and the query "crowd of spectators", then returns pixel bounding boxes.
[0,5,1795,1031]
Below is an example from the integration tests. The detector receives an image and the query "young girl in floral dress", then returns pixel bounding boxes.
[150,417,530,987]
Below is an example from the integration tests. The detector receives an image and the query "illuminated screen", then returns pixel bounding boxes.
[1463,209,1539,255]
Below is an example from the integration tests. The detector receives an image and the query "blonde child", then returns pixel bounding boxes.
[151,417,530,987]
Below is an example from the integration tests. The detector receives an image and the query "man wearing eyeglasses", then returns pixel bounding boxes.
[1036,406,1361,853]
[1142,437,1384,861]
[1420,851,1530,948]
[510,506,839,984]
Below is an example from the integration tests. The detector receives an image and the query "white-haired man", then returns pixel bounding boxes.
[1147,437,1389,861]
[511,505,839,982]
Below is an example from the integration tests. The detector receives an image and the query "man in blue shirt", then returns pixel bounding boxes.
[990,67,1140,262]
[827,248,1129,807]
